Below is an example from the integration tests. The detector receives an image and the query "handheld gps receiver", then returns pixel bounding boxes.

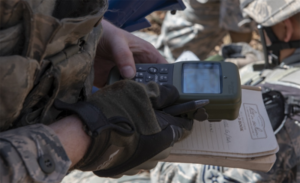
[108,61,241,120]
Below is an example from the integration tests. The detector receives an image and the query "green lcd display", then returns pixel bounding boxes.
[182,63,222,94]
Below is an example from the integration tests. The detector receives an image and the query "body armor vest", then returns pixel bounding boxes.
[0,0,108,131]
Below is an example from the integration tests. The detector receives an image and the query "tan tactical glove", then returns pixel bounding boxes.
[54,80,207,177]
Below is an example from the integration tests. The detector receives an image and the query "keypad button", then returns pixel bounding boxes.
[148,67,158,74]
[159,75,168,82]
[145,75,154,82]
[135,78,143,83]
[137,66,146,72]
[135,72,144,78]
[160,68,168,74]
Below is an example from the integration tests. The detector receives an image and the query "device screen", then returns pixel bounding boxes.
[182,62,222,93]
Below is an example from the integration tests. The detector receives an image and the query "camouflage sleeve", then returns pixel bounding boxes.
[220,0,256,32]
[0,124,71,183]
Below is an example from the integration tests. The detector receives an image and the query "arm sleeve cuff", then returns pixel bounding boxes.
[0,124,71,183]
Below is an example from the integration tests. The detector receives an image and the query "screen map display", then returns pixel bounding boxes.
[183,63,221,93]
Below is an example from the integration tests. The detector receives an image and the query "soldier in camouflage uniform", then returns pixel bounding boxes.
[64,0,300,182]
[0,0,207,182]
[154,0,256,62]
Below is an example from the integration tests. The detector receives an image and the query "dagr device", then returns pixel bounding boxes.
[108,61,241,120]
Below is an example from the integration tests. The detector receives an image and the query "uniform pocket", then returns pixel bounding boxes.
[0,56,39,131]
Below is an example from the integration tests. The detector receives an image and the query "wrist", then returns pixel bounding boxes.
[49,115,91,168]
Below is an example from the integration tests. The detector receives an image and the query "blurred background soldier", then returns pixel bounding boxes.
[155,0,256,61]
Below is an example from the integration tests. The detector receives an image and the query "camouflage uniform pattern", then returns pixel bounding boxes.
[241,0,300,27]
[62,170,151,183]
[0,0,107,182]
[0,124,71,182]
[155,0,255,61]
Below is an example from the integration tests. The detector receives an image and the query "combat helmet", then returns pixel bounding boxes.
[240,0,300,68]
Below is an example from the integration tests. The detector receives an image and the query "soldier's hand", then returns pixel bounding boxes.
[93,20,168,88]
[54,80,207,177]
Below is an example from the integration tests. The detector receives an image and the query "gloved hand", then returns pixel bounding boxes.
[54,80,208,177]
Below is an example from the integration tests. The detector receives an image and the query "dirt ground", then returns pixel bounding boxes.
[140,11,262,56]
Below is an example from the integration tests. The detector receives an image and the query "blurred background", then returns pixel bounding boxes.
[141,11,262,56]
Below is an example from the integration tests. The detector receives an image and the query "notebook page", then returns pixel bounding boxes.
[171,89,279,157]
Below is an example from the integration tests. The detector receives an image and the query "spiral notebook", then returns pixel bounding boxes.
[164,86,279,172]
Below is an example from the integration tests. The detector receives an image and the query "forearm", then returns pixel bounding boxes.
[49,115,91,168]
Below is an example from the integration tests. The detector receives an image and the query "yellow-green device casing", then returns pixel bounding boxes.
[173,61,241,120]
